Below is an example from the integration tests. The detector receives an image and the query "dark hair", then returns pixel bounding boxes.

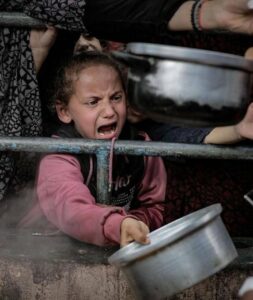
[51,51,126,110]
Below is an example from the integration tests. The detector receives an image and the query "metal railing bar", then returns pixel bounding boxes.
[0,137,252,160]
[0,12,45,28]
[96,150,110,204]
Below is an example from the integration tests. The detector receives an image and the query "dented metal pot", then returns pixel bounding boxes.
[112,43,253,126]
[108,204,237,300]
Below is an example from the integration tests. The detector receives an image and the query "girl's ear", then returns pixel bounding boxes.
[55,100,72,123]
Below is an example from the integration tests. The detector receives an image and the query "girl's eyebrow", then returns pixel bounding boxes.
[111,90,123,95]
[84,96,101,101]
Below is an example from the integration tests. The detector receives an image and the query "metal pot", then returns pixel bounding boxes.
[108,204,237,300]
[112,43,253,126]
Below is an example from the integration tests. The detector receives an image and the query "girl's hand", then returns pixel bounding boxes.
[120,218,150,247]
[30,26,58,72]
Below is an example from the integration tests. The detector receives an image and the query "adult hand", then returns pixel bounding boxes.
[169,0,253,33]
[30,26,58,73]
[235,47,253,140]
[235,102,253,140]
[206,0,253,34]
[120,218,150,247]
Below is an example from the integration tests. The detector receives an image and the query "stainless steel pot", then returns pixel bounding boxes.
[112,43,253,126]
[108,204,237,300]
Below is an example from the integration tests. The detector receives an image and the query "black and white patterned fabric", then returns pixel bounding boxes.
[0,0,86,200]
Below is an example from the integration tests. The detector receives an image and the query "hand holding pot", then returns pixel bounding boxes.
[120,218,150,247]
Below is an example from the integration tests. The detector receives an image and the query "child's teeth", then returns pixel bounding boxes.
[99,129,115,135]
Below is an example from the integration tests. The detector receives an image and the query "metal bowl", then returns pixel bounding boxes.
[112,43,253,126]
[108,204,238,300]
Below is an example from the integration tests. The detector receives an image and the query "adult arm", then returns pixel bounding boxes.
[169,0,253,34]
[204,102,253,144]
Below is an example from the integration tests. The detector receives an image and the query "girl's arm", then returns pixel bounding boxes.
[204,102,253,144]
[37,154,129,246]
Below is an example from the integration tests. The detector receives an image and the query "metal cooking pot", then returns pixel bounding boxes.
[108,204,237,300]
[112,43,253,126]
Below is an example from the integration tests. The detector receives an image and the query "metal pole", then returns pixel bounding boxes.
[0,12,45,28]
[96,150,110,204]
[0,137,253,160]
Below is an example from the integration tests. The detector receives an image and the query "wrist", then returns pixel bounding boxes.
[233,124,245,142]
[31,48,50,73]
[200,1,222,31]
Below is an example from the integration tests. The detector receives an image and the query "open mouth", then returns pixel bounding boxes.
[97,122,117,135]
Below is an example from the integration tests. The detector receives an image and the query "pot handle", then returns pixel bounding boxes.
[112,51,153,71]
[244,189,253,207]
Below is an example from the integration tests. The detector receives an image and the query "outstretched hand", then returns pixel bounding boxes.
[120,218,150,247]
[30,26,58,72]
[235,102,253,140]
[235,47,253,140]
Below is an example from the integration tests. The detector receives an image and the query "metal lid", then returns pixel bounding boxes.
[108,204,222,266]
[127,43,253,72]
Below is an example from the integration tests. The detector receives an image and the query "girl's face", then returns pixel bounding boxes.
[73,35,102,53]
[56,65,127,139]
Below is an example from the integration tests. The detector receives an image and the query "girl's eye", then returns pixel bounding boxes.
[112,94,123,102]
[86,99,98,106]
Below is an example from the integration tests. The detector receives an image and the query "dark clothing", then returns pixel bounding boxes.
[55,123,145,208]
[84,0,187,42]
[136,119,253,237]
[0,0,86,201]
[136,119,212,144]
[164,158,253,236]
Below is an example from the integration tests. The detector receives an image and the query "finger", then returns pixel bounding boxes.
[248,0,253,9]
[45,27,58,39]
[244,47,253,60]
[120,234,134,247]
[131,227,150,245]
[249,102,253,110]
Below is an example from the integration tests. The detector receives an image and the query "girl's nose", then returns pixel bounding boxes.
[102,102,116,118]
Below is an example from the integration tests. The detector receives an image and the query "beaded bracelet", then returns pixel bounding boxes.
[191,0,205,32]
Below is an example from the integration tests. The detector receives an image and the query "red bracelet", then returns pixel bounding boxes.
[191,0,206,32]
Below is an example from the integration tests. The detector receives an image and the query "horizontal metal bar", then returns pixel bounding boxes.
[0,137,252,160]
[0,12,45,28]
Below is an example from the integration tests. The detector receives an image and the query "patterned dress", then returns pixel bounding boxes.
[0,0,86,200]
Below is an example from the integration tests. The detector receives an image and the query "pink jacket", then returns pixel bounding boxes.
[30,134,167,246]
